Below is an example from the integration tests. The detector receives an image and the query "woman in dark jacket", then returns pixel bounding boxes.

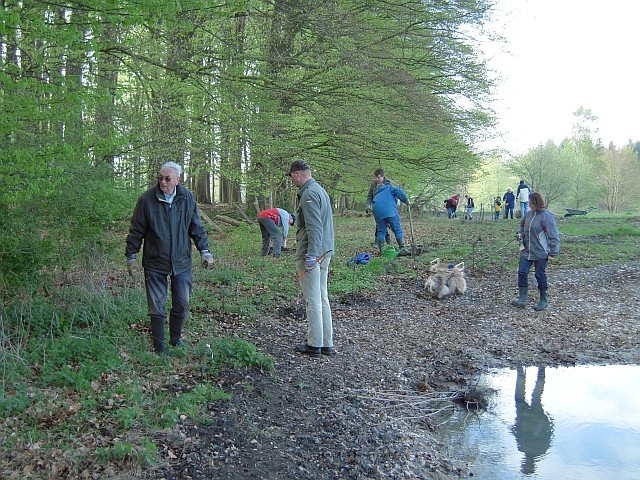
[511,192,560,311]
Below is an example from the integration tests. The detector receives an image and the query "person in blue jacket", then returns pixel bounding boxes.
[511,192,560,311]
[503,187,516,219]
[365,168,392,245]
[370,172,410,254]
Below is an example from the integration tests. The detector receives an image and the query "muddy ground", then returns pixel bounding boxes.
[151,261,640,479]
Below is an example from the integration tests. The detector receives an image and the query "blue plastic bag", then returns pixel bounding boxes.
[347,252,372,266]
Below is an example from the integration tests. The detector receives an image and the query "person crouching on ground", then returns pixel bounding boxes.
[287,160,335,358]
[370,172,410,254]
[445,194,459,219]
[511,192,560,311]
[257,208,295,258]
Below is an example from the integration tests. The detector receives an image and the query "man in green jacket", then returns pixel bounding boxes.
[288,160,335,358]
[126,162,213,354]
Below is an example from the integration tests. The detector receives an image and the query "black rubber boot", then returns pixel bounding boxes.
[376,239,385,255]
[169,315,184,347]
[150,316,167,354]
[397,237,410,255]
[511,287,528,308]
[533,289,548,311]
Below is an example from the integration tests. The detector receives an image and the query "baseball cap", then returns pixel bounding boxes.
[287,160,310,176]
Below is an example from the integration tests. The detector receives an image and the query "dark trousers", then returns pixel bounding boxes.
[145,269,193,323]
[504,204,514,219]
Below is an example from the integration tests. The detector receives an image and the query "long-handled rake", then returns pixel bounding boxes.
[407,204,416,258]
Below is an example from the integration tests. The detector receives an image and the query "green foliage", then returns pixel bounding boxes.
[0,383,32,416]
[96,438,158,467]
[29,336,122,392]
[207,337,274,372]
[157,383,231,428]
[207,268,246,286]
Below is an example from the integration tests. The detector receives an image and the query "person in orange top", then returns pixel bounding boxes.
[257,208,295,258]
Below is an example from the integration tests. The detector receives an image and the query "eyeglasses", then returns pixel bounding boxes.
[158,175,176,183]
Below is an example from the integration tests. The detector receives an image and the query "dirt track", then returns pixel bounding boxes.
[154,261,640,479]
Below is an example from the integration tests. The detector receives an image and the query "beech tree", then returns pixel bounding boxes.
[1,0,496,277]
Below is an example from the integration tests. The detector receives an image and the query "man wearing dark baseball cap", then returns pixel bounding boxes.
[286,159,310,176]
[287,159,335,358]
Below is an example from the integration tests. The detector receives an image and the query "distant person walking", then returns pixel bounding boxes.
[503,187,515,219]
[464,194,475,220]
[511,192,560,311]
[493,196,502,221]
[516,180,531,218]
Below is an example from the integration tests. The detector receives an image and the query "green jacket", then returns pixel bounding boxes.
[295,178,335,260]
[125,184,210,275]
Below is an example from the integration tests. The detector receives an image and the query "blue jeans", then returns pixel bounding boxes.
[258,217,283,257]
[144,269,193,323]
[520,202,529,219]
[465,207,474,219]
[297,256,333,348]
[375,215,404,245]
[517,256,548,291]
[446,207,457,219]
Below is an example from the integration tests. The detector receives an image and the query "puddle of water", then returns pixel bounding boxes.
[443,365,640,479]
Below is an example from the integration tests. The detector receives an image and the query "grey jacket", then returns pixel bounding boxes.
[126,184,210,275]
[519,209,560,261]
[295,179,335,260]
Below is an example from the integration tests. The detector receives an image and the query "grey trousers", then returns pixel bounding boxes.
[297,256,333,348]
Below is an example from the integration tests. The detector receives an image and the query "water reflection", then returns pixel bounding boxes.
[443,365,640,480]
[511,366,553,474]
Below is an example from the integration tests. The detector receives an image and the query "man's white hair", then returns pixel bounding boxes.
[160,161,183,177]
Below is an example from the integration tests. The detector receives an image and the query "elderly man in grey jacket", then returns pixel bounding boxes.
[287,160,335,357]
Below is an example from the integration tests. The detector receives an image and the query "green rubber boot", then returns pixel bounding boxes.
[533,289,548,311]
[511,287,527,308]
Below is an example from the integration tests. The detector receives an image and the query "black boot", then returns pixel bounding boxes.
[169,315,184,347]
[397,237,410,255]
[150,316,167,354]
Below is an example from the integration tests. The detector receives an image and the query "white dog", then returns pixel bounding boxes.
[424,270,467,299]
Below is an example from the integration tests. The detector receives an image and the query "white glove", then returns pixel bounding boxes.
[201,250,214,268]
